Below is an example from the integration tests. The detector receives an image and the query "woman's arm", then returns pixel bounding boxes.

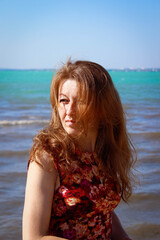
[111,211,132,240]
[22,161,67,240]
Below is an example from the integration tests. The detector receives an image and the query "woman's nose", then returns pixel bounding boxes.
[66,102,76,116]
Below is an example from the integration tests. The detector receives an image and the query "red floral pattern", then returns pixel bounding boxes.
[48,149,121,239]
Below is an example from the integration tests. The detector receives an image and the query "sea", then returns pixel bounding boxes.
[0,69,160,240]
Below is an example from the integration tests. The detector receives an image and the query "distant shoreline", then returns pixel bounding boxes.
[0,68,160,72]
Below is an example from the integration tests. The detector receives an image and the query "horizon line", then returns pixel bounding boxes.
[0,67,160,72]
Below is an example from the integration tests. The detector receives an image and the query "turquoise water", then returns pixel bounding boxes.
[1,70,159,108]
[0,70,160,240]
[0,70,52,102]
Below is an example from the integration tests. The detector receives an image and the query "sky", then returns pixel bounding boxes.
[0,0,160,69]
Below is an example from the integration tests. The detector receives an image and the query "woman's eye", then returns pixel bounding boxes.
[59,99,68,103]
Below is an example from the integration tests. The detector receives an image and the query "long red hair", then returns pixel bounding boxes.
[29,60,136,201]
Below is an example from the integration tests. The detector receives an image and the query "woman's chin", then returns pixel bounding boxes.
[65,127,78,137]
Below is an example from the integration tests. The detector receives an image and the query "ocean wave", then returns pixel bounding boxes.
[0,171,26,180]
[131,192,160,202]
[126,223,160,240]
[138,154,160,164]
[0,150,29,157]
[0,119,49,126]
[131,131,160,140]
[144,113,160,119]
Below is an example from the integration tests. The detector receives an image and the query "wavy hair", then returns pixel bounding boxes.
[29,60,136,201]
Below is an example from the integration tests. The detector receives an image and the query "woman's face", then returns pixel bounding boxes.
[57,79,82,136]
[57,79,98,139]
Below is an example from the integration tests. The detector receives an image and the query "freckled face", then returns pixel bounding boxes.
[57,79,82,136]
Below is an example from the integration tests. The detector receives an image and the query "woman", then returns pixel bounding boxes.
[23,60,136,240]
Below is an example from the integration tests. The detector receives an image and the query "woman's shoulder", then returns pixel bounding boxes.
[28,143,60,172]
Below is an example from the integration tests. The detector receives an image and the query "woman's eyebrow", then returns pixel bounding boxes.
[59,93,68,98]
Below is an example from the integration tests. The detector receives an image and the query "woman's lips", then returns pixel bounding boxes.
[65,120,75,126]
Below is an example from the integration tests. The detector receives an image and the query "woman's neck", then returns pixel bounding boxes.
[77,129,98,153]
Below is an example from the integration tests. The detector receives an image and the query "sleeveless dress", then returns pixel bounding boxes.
[47,149,121,240]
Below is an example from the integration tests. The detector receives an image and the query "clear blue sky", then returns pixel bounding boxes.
[0,0,160,69]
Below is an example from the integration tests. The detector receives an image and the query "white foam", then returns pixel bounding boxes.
[0,119,49,126]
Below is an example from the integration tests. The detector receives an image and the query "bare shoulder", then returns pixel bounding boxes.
[29,144,58,172]
[23,157,58,239]
[24,159,58,215]
[27,160,58,192]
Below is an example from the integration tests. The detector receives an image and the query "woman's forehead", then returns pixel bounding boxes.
[58,78,81,97]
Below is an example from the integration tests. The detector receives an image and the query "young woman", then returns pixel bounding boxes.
[23,60,136,240]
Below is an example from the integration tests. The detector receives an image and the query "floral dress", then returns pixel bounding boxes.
[47,149,121,240]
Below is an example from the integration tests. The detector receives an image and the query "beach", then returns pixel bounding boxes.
[0,70,160,240]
